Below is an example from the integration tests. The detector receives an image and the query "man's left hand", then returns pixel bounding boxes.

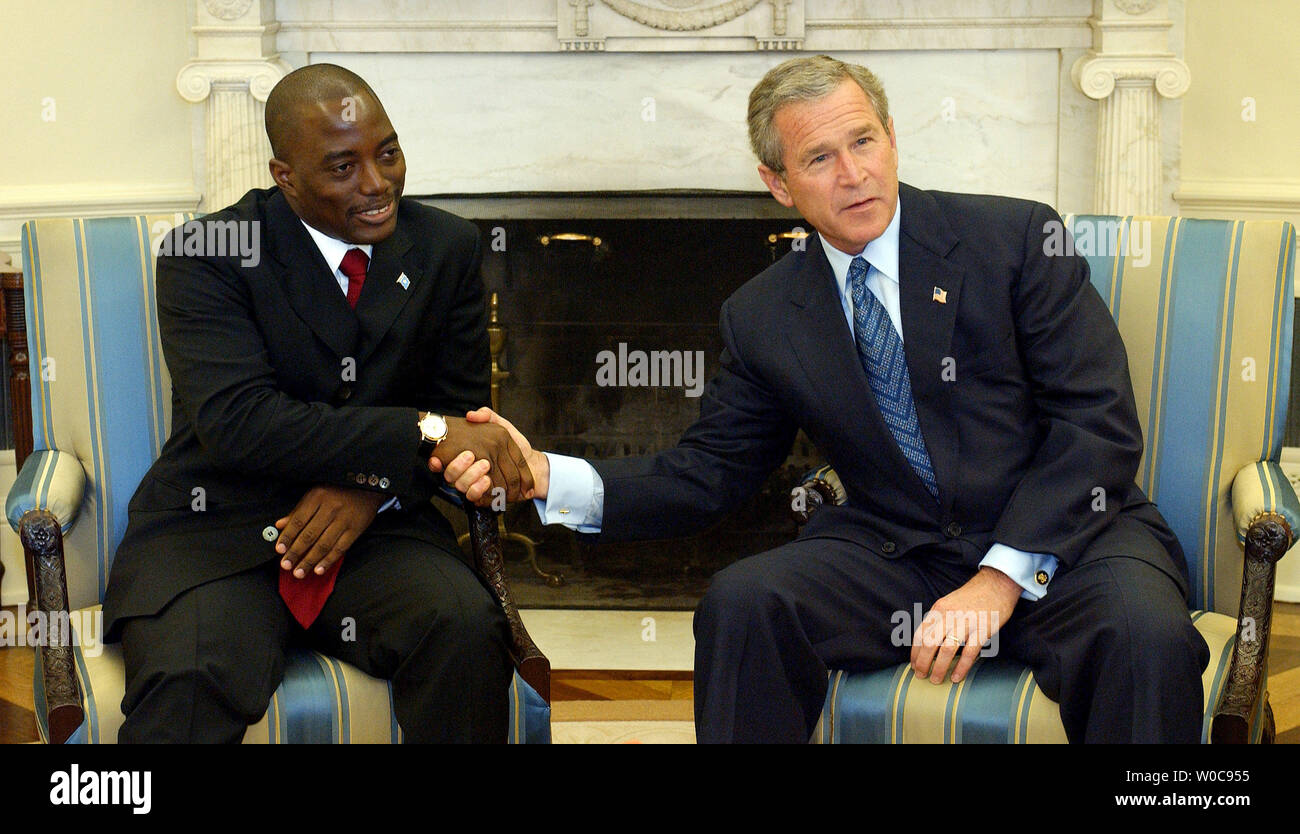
[276,485,388,579]
[910,566,1021,684]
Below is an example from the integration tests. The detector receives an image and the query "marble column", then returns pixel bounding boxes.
[176,0,290,211]
[1071,0,1189,215]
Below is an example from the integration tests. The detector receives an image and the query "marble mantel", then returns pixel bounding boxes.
[179,0,1187,217]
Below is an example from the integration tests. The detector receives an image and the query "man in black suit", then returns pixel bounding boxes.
[442,56,1210,743]
[104,64,533,742]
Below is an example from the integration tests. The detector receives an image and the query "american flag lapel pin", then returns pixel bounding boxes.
[397,273,410,290]
[932,286,947,304]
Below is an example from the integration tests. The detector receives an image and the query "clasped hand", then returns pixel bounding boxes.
[430,408,549,507]
[426,414,537,505]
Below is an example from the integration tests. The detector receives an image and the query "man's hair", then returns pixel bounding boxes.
[264,63,380,161]
[747,55,891,174]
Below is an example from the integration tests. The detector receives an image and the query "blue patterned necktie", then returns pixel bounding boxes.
[847,256,939,499]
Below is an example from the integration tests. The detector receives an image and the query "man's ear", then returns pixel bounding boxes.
[268,158,295,195]
[758,164,795,208]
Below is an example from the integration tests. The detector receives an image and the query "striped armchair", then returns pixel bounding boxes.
[10,215,551,744]
[799,216,1297,743]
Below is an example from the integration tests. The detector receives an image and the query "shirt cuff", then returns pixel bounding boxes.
[377,496,400,513]
[980,543,1059,601]
[532,452,604,533]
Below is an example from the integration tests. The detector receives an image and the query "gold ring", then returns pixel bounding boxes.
[944,633,962,644]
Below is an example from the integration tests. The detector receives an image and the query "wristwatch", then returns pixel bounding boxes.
[416,412,448,459]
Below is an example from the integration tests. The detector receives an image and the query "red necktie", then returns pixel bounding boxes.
[279,248,370,628]
[341,247,369,309]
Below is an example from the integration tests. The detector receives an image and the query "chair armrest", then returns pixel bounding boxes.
[18,509,83,744]
[433,485,551,704]
[1231,461,1300,546]
[6,450,86,535]
[1212,462,1297,742]
[790,464,847,525]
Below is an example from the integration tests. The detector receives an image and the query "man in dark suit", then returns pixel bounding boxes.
[103,64,533,742]
[442,56,1210,743]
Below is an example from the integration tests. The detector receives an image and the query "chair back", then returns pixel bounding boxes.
[19,214,194,611]
[1063,215,1296,612]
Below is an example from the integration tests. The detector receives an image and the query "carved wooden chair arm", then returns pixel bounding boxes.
[466,505,551,703]
[1212,462,1299,742]
[789,465,848,526]
[17,509,83,745]
[1211,510,1292,742]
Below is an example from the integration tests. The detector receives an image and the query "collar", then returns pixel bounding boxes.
[299,220,374,274]
[819,194,901,294]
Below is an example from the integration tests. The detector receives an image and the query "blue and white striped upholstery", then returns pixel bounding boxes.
[812,216,1297,743]
[813,610,1258,743]
[15,215,550,744]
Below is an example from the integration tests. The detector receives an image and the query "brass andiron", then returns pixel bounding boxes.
[459,293,564,587]
[767,229,811,263]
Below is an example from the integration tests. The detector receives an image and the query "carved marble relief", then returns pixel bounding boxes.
[559,0,802,51]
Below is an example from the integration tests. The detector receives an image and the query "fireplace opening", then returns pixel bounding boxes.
[424,193,824,609]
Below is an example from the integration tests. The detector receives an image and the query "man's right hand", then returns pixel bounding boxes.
[430,408,550,506]
[428,415,535,503]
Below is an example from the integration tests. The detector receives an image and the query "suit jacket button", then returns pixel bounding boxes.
[368,474,379,486]
[881,541,896,554]
[379,477,390,489]
[355,473,367,485]
[262,525,278,542]
[945,522,962,537]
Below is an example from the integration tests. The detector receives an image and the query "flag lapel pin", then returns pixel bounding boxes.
[932,286,947,304]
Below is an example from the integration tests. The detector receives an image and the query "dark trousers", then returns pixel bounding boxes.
[693,530,1211,743]
[118,529,513,743]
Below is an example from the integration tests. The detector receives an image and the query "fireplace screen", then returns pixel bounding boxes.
[432,205,824,610]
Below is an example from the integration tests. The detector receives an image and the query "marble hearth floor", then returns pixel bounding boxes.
[1,605,1297,744]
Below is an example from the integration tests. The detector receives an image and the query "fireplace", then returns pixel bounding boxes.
[426,192,824,609]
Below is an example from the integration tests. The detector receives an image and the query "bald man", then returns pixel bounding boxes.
[103,64,530,742]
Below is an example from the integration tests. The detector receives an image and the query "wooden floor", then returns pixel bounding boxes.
[2,603,1297,743]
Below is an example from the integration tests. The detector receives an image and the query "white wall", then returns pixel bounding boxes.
[0,0,200,255]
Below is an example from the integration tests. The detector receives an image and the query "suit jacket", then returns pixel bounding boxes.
[103,187,490,637]
[590,182,1189,597]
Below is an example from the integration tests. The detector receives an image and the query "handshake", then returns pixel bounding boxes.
[428,408,549,506]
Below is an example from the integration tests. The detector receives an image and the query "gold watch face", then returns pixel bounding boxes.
[420,413,448,442]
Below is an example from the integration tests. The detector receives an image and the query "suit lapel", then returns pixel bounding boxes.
[355,218,416,365]
[266,191,359,359]
[897,183,964,517]
[785,235,935,507]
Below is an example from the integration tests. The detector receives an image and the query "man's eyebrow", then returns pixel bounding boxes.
[320,134,398,165]
[801,141,834,163]
[800,125,876,164]
[322,148,357,164]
